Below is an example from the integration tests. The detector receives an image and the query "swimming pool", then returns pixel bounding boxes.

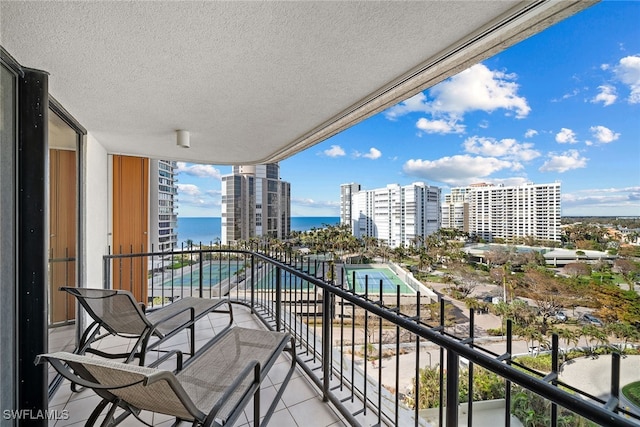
[150,262,243,288]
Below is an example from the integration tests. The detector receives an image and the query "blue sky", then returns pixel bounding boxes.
[176,1,640,218]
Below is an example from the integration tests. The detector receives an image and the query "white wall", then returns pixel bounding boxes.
[82,133,110,289]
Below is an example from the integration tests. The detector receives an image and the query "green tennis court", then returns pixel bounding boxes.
[344,266,415,295]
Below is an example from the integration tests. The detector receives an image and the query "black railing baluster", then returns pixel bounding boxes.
[505,319,513,427]
[395,285,400,427]
[611,352,621,413]
[551,333,559,427]
[364,275,369,416]
[377,280,383,426]
[439,298,445,426]
[468,308,475,427]
[322,285,331,402]
[414,292,420,427]
[198,250,203,298]
[446,341,459,427]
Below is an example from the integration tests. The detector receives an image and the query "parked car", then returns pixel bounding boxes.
[580,313,603,326]
[554,311,567,322]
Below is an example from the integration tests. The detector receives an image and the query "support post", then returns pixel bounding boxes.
[322,288,332,402]
[275,266,281,332]
[17,67,49,421]
[445,348,460,427]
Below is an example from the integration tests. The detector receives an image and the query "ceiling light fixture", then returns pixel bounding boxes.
[176,130,190,148]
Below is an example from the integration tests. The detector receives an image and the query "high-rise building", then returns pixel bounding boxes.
[340,183,361,227]
[443,182,561,242]
[344,182,441,248]
[149,159,179,251]
[441,186,472,232]
[221,163,290,244]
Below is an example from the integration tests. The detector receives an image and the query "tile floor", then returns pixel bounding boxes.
[46,304,348,427]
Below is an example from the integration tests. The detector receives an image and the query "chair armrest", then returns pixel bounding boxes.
[35,354,144,391]
[148,349,183,372]
[151,305,196,327]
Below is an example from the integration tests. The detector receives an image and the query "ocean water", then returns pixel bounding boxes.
[177,216,339,246]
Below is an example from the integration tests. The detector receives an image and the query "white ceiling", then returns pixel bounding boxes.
[1,1,595,165]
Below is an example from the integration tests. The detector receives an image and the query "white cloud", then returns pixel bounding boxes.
[176,183,220,210]
[403,155,515,186]
[292,198,340,209]
[563,187,640,208]
[614,54,640,103]
[589,125,620,143]
[353,147,382,159]
[416,118,465,134]
[384,63,530,121]
[554,88,580,102]
[176,183,201,196]
[384,92,430,119]
[429,64,531,118]
[322,145,346,157]
[524,129,538,138]
[555,128,578,144]
[176,162,222,179]
[462,136,540,162]
[490,177,532,187]
[591,85,617,106]
[362,147,382,160]
[539,150,588,173]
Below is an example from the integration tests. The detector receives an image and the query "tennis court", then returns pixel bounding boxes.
[344,266,415,295]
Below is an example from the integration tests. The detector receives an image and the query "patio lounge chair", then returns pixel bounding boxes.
[36,327,296,427]
[61,287,233,365]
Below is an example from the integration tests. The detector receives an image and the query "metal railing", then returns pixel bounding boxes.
[103,244,640,427]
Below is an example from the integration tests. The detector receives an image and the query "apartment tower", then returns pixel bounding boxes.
[149,159,179,251]
[443,182,562,242]
[340,183,361,227]
[345,182,441,248]
[221,163,291,245]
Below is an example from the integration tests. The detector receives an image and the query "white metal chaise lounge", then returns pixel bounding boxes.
[61,287,233,365]
[37,327,296,427]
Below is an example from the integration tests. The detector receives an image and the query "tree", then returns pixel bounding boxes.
[580,324,608,354]
[556,327,578,350]
[519,325,546,355]
[446,265,480,299]
[592,283,640,325]
[613,259,640,282]
[607,322,640,350]
[520,268,568,331]
[563,262,592,278]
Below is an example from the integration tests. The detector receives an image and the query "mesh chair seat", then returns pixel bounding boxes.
[37,327,296,427]
[62,287,233,365]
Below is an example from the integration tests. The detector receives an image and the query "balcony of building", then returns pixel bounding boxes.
[45,246,640,426]
[2,1,621,425]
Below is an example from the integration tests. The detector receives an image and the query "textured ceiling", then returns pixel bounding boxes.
[0,1,595,164]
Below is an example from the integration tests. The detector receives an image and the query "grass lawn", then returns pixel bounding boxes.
[622,381,640,407]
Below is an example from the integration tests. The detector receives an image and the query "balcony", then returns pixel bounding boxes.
[46,245,640,426]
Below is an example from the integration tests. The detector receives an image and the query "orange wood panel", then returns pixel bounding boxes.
[112,155,149,303]
[49,149,77,323]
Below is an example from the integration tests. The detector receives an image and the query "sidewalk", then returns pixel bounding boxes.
[559,354,640,416]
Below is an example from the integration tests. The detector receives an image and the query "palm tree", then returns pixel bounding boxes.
[550,327,577,361]
[580,325,608,355]
[607,322,640,352]
[520,326,545,355]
